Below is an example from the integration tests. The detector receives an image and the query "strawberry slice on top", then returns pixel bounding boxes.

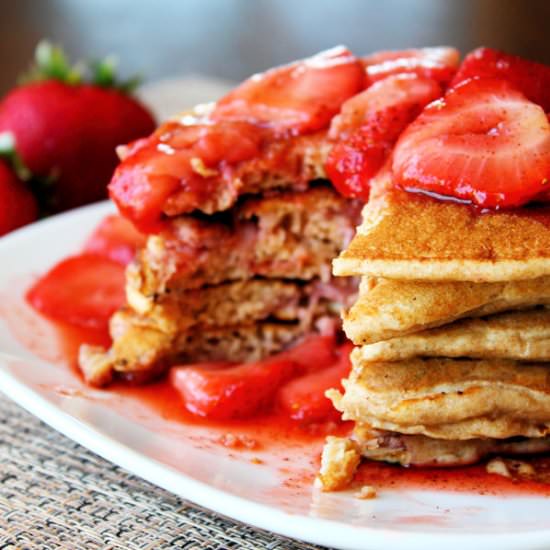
[212,46,365,134]
[363,47,460,87]
[451,47,550,112]
[393,77,550,209]
[325,74,442,200]
[110,47,364,231]
[109,118,263,232]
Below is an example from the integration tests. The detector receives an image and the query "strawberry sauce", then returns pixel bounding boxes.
[354,460,550,497]
[37,313,350,448]
[4,279,550,498]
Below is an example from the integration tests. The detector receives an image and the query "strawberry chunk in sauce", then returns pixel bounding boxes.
[170,334,338,420]
[363,47,460,87]
[276,342,353,423]
[83,214,146,265]
[27,253,126,330]
[109,119,263,232]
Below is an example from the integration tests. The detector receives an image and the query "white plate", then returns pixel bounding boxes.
[2,202,550,550]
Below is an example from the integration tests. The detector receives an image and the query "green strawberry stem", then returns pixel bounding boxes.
[20,40,142,93]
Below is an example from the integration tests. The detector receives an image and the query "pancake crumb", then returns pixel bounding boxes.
[486,457,511,478]
[218,433,258,450]
[354,485,377,500]
[317,436,361,491]
[487,456,537,480]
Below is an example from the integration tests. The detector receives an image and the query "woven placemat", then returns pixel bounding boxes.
[0,394,328,549]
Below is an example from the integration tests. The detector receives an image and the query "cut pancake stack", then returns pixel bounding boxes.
[80,141,360,386]
[320,176,550,487]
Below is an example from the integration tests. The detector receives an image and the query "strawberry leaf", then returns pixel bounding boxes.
[19,40,142,93]
[90,56,142,92]
[20,40,83,85]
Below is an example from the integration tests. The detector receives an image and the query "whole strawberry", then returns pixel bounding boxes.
[0,42,156,213]
[0,133,38,235]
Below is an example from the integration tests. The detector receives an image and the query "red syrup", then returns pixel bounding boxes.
[354,460,550,497]
[403,185,550,227]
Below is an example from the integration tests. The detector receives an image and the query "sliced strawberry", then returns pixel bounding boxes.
[213,46,364,134]
[276,333,337,374]
[83,214,146,265]
[108,142,193,233]
[170,356,297,420]
[363,47,459,87]
[277,342,353,423]
[170,334,337,420]
[329,74,442,140]
[193,120,262,165]
[109,120,262,232]
[0,159,38,236]
[451,47,550,112]
[326,75,442,200]
[393,78,550,209]
[326,134,388,201]
[27,253,126,329]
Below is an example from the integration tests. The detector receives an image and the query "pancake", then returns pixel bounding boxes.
[344,276,550,345]
[359,309,550,362]
[80,320,319,387]
[333,175,550,282]
[84,185,360,386]
[329,355,550,440]
[78,276,345,387]
[317,430,550,490]
[129,185,360,314]
[126,277,353,336]
[353,426,550,467]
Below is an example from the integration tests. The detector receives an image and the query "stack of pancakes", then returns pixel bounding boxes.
[320,175,550,486]
[80,131,360,386]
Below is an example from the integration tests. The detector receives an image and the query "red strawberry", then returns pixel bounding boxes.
[326,75,442,200]
[277,342,353,423]
[109,119,262,232]
[0,134,38,235]
[393,78,550,209]
[170,334,338,420]
[363,47,459,87]
[0,42,155,213]
[451,47,550,112]
[83,214,146,265]
[326,134,388,201]
[213,46,365,134]
[27,253,126,329]
[329,74,442,140]
[170,356,297,420]
[276,333,337,374]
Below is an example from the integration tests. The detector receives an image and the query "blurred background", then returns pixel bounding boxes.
[2,0,550,96]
